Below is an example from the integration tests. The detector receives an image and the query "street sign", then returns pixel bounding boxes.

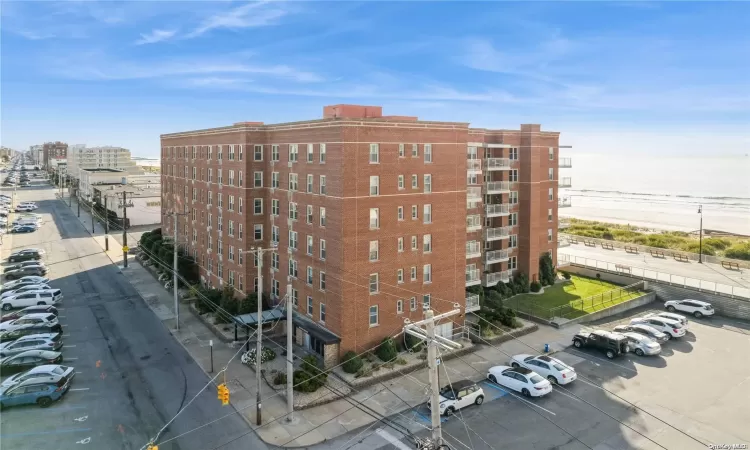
[122,246,129,252]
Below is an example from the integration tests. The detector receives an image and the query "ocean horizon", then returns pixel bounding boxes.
[560,154,750,235]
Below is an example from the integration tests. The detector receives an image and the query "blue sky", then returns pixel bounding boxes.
[1,0,749,158]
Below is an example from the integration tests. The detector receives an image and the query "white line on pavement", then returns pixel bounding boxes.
[69,388,90,392]
[58,315,66,318]
[507,391,557,415]
[565,349,638,373]
[65,357,78,361]
[63,345,77,348]
[62,334,70,337]
[375,429,412,450]
[551,387,583,403]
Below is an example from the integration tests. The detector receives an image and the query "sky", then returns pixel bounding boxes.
[1,0,749,159]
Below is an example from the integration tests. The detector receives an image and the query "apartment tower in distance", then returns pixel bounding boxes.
[160,105,570,366]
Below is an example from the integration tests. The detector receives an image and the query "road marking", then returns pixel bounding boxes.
[565,349,638,373]
[58,315,66,318]
[507,391,557,415]
[551,387,583,403]
[376,429,412,450]
[66,357,78,361]
[74,415,88,422]
[76,437,91,445]
[69,388,90,391]
[62,334,71,337]
[76,371,83,374]
[63,345,77,348]
[1,428,92,438]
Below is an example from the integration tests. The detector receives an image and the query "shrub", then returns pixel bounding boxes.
[273,372,287,385]
[372,363,381,372]
[562,272,572,280]
[396,358,408,365]
[237,294,258,315]
[376,337,398,362]
[242,347,276,366]
[539,252,556,286]
[293,355,327,392]
[355,367,373,378]
[725,243,750,261]
[404,333,423,353]
[529,281,542,293]
[341,351,363,374]
[512,273,530,294]
[602,231,614,240]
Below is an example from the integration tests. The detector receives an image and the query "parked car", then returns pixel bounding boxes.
[1,276,49,290]
[487,366,553,397]
[0,378,70,409]
[7,249,44,263]
[0,333,63,357]
[644,312,688,327]
[17,202,36,208]
[11,225,38,234]
[1,364,75,389]
[0,313,59,332]
[613,324,669,343]
[1,290,62,311]
[0,283,52,298]
[4,263,46,274]
[0,327,61,344]
[619,332,662,356]
[4,265,46,279]
[630,317,686,339]
[0,305,58,322]
[426,380,484,416]
[572,330,630,359]
[664,300,715,318]
[15,206,36,213]
[508,354,577,385]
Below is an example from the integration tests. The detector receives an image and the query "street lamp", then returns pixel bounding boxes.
[698,205,703,263]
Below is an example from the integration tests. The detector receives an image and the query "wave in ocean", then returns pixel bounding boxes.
[569,189,750,201]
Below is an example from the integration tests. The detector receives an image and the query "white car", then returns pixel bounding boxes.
[508,354,577,385]
[630,317,686,339]
[0,313,59,332]
[487,366,553,397]
[426,380,484,416]
[645,312,688,328]
[17,202,36,208]
[0,289,63,311]
[15,205,36,212]
[0,364,75,389]
[0,284,53,300]
[620,332,662,356]
[613,324,669,343]
[664,300,715,318]
[2,276,49,290]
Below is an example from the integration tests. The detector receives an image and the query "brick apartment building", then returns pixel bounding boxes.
[43,141,68,168]
[160,105,570,366]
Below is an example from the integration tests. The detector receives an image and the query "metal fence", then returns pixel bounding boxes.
[504,281,646,321]
[559,254,750,299]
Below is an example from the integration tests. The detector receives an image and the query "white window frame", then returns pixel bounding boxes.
[369,176,379,196]
[369,208,379,229]
[369,240,379,262]
[369,143,379,163]
[369,305,378,326]
[369,273,379,294]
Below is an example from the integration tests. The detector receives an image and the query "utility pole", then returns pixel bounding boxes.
[119,191,135,269]
[698,205,703,264]
[170,210,189,332]
[285,283,294,422]
[403,306,463,449]
[77,190,80,217]
[103,195,109,251]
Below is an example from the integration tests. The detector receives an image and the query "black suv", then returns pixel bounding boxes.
[8,249,44,263]
[572,330,629,359]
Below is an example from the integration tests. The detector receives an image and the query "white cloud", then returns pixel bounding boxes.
[135,29,177,45]
[186,1,289,38]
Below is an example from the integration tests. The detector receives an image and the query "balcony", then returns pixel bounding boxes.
[483,270,511,287]
[484,204,510,218]
[467,159,482,174]
[466,269,481,287]
[467,217,482,232]
[559,157,572,168]
[484,181,511,194]
[466,293,480,313]
[559,198,572,208]
[485,226,512,241]
[484,249,509,264]
[485,158,511,171]
[466,242,481,259]
[559,177,572,188]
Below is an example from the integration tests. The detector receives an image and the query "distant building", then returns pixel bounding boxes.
[43,142,68,168]
[68,145,143,180]
[94,184,162,227]
[78,168,159,200]
[29,145,43,165]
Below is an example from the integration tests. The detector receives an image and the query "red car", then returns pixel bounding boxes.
[0,305,58,323]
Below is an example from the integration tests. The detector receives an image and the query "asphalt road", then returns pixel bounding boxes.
[1,186,267,450]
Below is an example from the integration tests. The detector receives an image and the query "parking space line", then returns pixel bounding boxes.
[62,334,70,337]
[507,391,557,416]
[551,387,583,403]
[565,349,638,374]
[65,357,78,361]
[1,428,92,439]
[69,388,90,391]
[63,345,76,348]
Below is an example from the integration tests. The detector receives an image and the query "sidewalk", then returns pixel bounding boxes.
[64,197,585,447]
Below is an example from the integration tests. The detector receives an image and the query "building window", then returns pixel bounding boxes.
[423,204,432,224]
[424,144,432,163]
[307,144,314,163]
[410,267,417,281]
[548,187,554,201]
[509,148,518,160]
[369,273,379,294]
[238,145,244,161]
[411,236,418,251]
[228,195,235,211]
[306,174,313,193]
[397,269,404,284]
[289,259,298,278]
[271,252,279,270]
[369,176,379,196]
[289,173,298,191]
[229,145,235,161]
[320,303,326,323]
[239,224,243,239]
[229,246,235,262]
[272,225,279,244]
[423,234,432,253]
[369,208,379,229]
[208,168,213,182]
[369,240,379,261]
[289,230,298,249]
[271,172,279,188]
[397,206,404,221]
[423,264,432,283]
[398,144,405,158]
[410,297,417,311]
[307,235,313,255]
[510,191,519,204]
[289,144,298,163]
[319,143,326,163]
[411,205,418,220]
[289,202,298,220]
[319,272,326,290]
[228,220,234,237]
[307,296,313,315]
[549,147,554,160]
[423,174,432,193]
[254,172,263,188]
[412,144,418,157]
[510,234,517,248]
[320,207,326,227]
[411,174,418,189]
[398,175,404,190]
[319,175,327,195]
[272,145,279,161]
[254,198,263,215]
[548,208,553,221]
[272,199,279,216]
[397,237,404,252]
[320,239,326,260]
[369,306,378,326]
[369,144,379,163]
[510,256,517,270]
[548,228,553,242]
[510,212,518,226]
[306,205,313,224]
[423,294,431,309]
[218,193,223,208]
[208,146,213,160]
[238,171,243,187]
[254,224,263,240]
[217,169,223,185]
[548,168,554,181]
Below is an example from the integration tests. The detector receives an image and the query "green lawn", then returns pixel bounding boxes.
[507,275,646,320]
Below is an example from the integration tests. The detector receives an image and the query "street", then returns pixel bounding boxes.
[1,185,266,450]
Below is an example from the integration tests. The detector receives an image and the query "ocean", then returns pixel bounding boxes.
[560,154,750,235]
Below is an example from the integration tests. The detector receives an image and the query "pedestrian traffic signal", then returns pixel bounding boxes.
[217,383,230,405]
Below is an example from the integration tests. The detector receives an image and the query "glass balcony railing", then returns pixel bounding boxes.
[484,181,511,194]
[466,269,481,286]
[559,157,572,168]
[485,158,511,171]
[466,294,480,312]
[467,159,482,172]
[484,204,510,217]
[485,226,512,241]
[559,177,572,188]
[483,270,512,287]
[484,249,509,264]
[466,242,481,259]
[559,198,572,208]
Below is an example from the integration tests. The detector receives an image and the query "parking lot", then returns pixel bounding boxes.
[0,185,262,450]
[341,304,750,450]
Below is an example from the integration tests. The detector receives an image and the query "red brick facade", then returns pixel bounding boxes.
[43,141,68,167]
[160,105,562,359]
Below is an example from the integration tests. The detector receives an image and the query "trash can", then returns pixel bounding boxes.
[544,344,550,353]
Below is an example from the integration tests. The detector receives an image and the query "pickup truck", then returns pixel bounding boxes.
[572,330,629,359]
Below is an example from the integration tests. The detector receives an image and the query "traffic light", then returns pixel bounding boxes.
[147,445,158,450]
[217,383,230,406]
